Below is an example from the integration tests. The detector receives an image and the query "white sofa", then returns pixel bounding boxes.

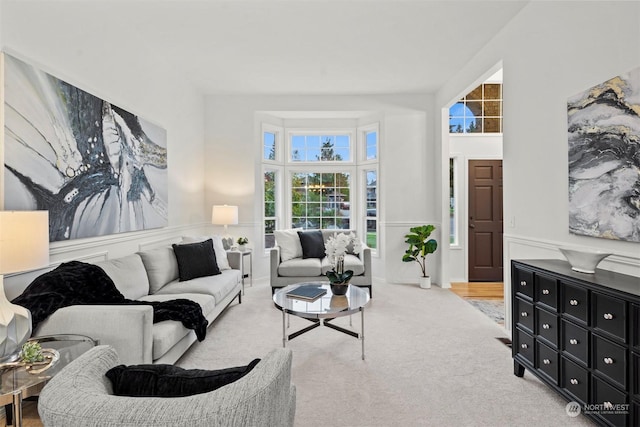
[34,241,242,365]
[38,345,296,427]
[270,229,372,296]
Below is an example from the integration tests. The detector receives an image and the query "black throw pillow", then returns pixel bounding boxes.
[105,358,261,397]
[297,230,326,259]
[172,239,221,281]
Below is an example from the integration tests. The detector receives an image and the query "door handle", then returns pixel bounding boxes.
[469,224,475,228]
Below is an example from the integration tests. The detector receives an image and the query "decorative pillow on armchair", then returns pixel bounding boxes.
[106,358,261,397]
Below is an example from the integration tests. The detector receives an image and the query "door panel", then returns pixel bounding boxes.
[468,160,503,281]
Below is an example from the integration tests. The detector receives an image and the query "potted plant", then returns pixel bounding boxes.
[324,232,362,295]
[402,225,438,289]
[236,237,249,252]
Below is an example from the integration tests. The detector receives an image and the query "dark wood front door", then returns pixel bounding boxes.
[468,160,503,281]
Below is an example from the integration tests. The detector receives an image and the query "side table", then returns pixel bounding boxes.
[0,334,97,426]
[228,249,252,294]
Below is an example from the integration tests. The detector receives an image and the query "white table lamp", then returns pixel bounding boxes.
[0,211,49,362]
[212,205,238,249]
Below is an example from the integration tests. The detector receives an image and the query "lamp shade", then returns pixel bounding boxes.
[0,211,50,274]
[212,205,238,226]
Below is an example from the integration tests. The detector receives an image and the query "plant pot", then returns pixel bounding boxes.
[419,276,431,289]
[238,244,247,252]
[330,283,349,296]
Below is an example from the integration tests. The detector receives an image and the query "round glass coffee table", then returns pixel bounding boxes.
[0,334,97,426]
[273,282,370,360]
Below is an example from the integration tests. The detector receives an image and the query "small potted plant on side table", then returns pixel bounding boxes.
[236,237,249,252]
[402,225,438,289]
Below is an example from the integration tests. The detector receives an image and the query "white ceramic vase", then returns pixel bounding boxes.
[419,276,431,289]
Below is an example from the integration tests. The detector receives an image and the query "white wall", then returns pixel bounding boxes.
[436,1,640,329]
[204,94,440,284]
[1,3,208,296]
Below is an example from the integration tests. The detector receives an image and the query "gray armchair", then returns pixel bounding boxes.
[38,345,296,427]
[270,230,372,296]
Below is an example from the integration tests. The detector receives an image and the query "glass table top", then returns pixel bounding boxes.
[273,282,370,319]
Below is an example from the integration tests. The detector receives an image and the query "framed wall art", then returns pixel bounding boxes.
[3,53,168,241]
[567,66,640,242]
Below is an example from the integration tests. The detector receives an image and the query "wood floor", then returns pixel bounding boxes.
[450,282,504,300]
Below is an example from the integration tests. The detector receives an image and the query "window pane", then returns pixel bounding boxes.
[265,219,276,249]
[263,132,276,160]
[366,131,377,160]
[484,83,501,99]
[484,117,501,133]
[483,100,501,117]
[467,86,482,100]
[289,134,350,162]
[366,219,377,249]
[450,158,456,245]
[290,172,350,231]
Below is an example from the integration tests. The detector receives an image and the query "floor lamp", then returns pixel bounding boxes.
[0,211,50,362]
[212,205,238,250]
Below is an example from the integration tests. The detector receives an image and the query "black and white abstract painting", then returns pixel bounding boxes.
[3,53,168,241]
[567,66,640,242]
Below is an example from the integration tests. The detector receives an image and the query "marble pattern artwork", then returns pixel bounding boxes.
[567,66,640,242]
[3,53,168,241]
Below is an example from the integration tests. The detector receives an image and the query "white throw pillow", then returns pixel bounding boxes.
[274,228,303,262]
[181,235,231,270]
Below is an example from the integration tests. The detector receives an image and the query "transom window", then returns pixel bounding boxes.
[449,83,502,133]
[290,134,351,162]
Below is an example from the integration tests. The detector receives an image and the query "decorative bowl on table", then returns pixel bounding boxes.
[559,247,612,274]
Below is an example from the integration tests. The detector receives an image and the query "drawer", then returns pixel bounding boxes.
[562,283,588,324]
[593,292,627,342]
[592,376,629,427]
[593,334,627,389]
[536,340,558,384]
[561,356,589,405]
[536,307,558,347]
[535,273,558,309]
[515,297,534,332]
[562,319,589,365]
[514,327,534,366]
[513,267,534,299]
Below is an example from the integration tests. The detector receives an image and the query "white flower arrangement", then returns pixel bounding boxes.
[324,232,362,283]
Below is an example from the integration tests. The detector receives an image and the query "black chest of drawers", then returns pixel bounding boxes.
[512,259,640,427]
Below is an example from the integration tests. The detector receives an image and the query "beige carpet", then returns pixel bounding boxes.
[177,280,594,427]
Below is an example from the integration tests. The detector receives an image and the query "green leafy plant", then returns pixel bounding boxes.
[402,225,438,277]
[236,237,249,245]
[20,341,44,363]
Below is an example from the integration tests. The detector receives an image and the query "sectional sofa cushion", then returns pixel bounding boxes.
[274,228,303,262]
[172,240,221,281]
[297,230,325,259]
[106,358,261,397]
[155,270,241,305]
[278,257,322,277]
[94,254,150,300]
[138,246,179,294]
[320,254,365,275]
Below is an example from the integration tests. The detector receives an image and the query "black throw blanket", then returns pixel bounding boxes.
[12,261,208,341]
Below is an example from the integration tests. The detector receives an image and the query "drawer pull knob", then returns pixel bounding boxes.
[569,339,578,345]
[604,357,614,364]
[521,312,528,317]
[543,359,551,365]
[603,313,614,320]
[570,378,579,385]
[521,343,528,349]
[542,323,550,329]
[569,299,579,306]
[542,289,550,295]
[520,281,527,286]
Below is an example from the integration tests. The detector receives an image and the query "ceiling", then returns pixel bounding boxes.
[3,0,528,95]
